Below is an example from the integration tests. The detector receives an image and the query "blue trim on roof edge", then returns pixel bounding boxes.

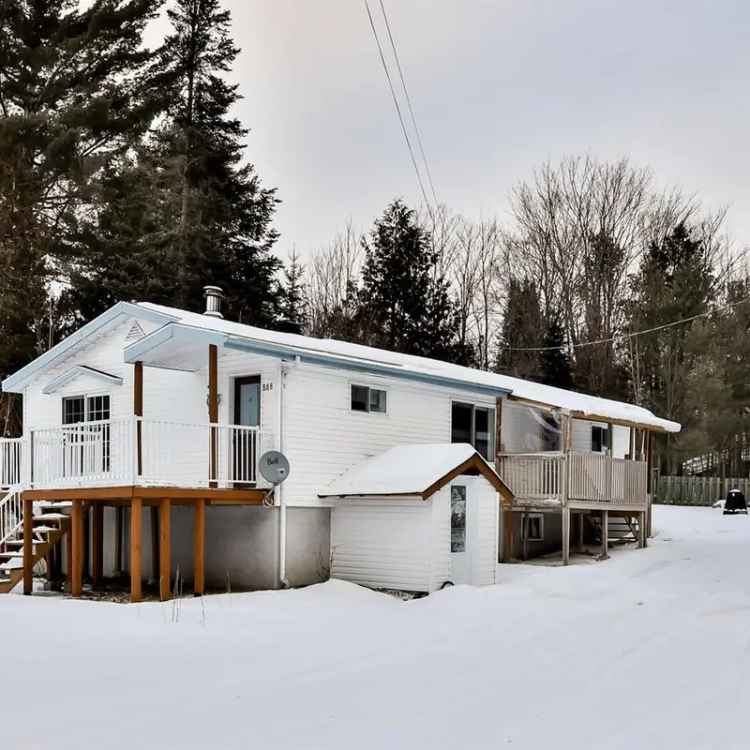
[223,338,511,398]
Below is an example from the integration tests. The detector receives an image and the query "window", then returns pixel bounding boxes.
[525,513,544,542]
[451,485,467,552]
[591,424,609,454]
[62,395,110,424]
[351,385,387,414]
[451,402,495,460]
[61,394,111,475]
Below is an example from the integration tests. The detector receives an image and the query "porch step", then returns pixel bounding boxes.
[36,501,72,509]
[32,526,59,534]
[0,551,22,559]
[33,513,68,522]
[0,559,23,571]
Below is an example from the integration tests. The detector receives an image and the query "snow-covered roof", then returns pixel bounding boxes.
[2,296,680,433]
[317,444,511,499]
[129,301,681,433]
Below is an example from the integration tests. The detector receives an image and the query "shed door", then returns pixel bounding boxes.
[450,484,471,584]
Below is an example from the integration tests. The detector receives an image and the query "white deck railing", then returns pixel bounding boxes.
[27,417,262,490]
[0,438,22,489]
[497,451,648,507]
[0,486,22,546]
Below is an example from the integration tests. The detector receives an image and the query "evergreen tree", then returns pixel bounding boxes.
[496,277,543,380]
[358,200,468,363]
[67,0,281,325]
[627,222,715,471]
[540,316,574,389]
[0,0,161,432]
[279,249,307,330]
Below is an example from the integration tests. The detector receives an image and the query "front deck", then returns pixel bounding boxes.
[1,414,270,602]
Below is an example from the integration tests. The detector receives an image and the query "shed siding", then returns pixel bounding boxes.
[473,477,498,586]
[330,497,435,592]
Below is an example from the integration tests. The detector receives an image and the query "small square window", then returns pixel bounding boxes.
[351,385,369,412]
[525,514,544,542]
[351,385,386,414]
[369,388,386,413]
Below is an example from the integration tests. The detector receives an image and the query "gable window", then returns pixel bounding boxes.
[62,395,111,424]
[451,402,495,460]
[591,424,609,454]
[351,385,387,414]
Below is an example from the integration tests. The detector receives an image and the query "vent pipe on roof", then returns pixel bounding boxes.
[203,285,224,318]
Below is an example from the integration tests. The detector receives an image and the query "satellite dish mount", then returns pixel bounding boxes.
[259,450,290,506]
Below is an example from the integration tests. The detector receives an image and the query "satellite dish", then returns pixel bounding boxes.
[259,450,290,486]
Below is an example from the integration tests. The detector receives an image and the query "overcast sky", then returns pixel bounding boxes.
[147,1,749,260]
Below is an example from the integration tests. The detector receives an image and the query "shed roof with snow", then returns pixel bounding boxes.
[317,443,512,501]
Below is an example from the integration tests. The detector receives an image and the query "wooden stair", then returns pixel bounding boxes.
[0,503,70,594]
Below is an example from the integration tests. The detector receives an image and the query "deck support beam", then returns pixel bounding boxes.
[71,500,83,597]
[159,499,171,601]
[577,512,585,551]
[92,504,104,588]
[639,510,647,548]
[150,505,159,585]
[600,509,609,560]
[130,498,142,603]
[194,498,205,596]
[23,498,33,595]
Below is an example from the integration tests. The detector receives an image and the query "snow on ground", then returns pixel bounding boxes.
[3,505,750,750]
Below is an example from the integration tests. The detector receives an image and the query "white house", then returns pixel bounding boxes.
[0,287,680,598]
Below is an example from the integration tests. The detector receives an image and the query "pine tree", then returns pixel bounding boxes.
[358,200,468,363]
[279,249,307,330]
[0,0,161,432]
[67,0,282,325]
[540,316,574,389]
[496,277,543,380]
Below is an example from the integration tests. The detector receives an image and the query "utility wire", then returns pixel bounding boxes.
[364,0,434,221]
[377,0,439,207]
[502,295,750,352]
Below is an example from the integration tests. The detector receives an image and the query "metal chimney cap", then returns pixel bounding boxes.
[203,285,224,318]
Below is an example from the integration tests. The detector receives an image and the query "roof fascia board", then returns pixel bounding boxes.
[42,366,123,395]
[2,302,177,393]
[123,322,227,366]
[224,338,511,398]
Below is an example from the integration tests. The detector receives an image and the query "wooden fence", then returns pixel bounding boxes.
[655,475,750,506]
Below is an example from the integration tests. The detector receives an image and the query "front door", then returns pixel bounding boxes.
[450,484,471,584]
[233,376,260,483]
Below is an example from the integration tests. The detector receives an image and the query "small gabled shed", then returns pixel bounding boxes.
[319,444,512,593]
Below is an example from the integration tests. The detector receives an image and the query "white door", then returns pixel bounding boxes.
[450,483,471,584]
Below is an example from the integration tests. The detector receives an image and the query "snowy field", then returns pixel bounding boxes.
[2,505,749,750]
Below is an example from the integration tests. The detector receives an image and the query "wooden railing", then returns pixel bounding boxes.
[28,417,263,490]
[497,451,648,507]
[496,453,564,502]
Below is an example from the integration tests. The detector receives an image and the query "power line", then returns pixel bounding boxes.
[502,296,750,352]
[377,0,439,207]
[364,0,434,220]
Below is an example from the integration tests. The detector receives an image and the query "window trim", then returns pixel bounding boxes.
[350,383,388,415]
[450,401,496,460]
[61,392,112,425]
[525,513,544,542]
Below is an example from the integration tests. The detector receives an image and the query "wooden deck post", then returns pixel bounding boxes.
[501,507,514,563]
[71,500,83,597]
[561,506,570,565]
[194,498,205,596]
[66,516,73,592]
[159,499,171,601]
[130,498,142,603]
[23,497,33,595]
[639,510,648,548]
[150,505,159,584]
[134,361,143,477]
[600,509,609,560]
[92,504,104,588]
[114,505,124,576]
[577,512,585,551]
[208,344,218,487]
